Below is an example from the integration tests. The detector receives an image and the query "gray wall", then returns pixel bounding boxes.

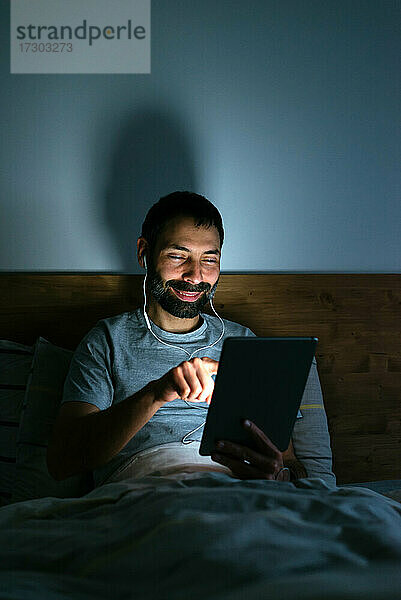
[1,0,400,273]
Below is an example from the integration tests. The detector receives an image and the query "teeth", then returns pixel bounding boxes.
[173,288,200,297]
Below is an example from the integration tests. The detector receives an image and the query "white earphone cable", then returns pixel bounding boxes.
[142,266,225,444]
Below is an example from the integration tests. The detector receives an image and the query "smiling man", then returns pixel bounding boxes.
[140,213,221,329]
[47,191,335,488]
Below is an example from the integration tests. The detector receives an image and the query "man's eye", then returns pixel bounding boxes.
[169,255,184,260]
[203,258,218,264]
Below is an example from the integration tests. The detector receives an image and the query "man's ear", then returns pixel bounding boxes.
[137,237,148,270]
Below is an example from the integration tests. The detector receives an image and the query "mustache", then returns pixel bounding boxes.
[167,281,211,293]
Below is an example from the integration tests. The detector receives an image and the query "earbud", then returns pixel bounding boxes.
[143,255,147,271]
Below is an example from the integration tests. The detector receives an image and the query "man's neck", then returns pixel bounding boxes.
[147,301,202,334]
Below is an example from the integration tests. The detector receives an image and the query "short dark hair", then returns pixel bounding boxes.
[141,191,224,252]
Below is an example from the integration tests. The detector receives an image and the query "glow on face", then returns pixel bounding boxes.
[147,217,221,319]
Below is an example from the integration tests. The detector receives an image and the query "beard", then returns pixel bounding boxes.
[146,264,219,319]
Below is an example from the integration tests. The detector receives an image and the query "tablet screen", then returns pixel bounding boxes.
[199,336,317,455]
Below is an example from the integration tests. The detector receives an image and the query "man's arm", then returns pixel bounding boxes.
[47,357,218,481]
[47,384,162,481]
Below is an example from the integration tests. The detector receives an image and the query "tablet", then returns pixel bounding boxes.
[199,336,318,455]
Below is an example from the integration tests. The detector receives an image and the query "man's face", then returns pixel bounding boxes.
[145,216,221,319]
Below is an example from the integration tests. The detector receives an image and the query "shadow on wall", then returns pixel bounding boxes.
[103,108,198,273]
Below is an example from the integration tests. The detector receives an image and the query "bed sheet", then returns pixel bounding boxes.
[0,473,400,600]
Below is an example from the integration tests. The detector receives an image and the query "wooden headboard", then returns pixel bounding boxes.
[1,273,400,485]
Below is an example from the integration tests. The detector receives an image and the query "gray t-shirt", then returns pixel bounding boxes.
[62,308,336,486]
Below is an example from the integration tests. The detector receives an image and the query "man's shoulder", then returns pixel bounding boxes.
[96,308,141,328]
[201,313,256,337]
[82,308,144,345]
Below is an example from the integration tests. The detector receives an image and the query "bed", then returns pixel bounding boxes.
[0,273,400,599]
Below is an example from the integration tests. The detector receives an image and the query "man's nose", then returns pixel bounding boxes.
[182,260,203,284]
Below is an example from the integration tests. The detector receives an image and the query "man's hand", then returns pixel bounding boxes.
[211,419,291,481]
[148,357,219,406]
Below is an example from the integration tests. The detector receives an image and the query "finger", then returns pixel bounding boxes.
[282,438,296,462]
[182,358,213,403]
[276,467,291,482]
[172,368,191,400]
[192,358,214,403]
[214,440,279,475]
[200,357,219,376]
[180,361,203,401]
[243,420,282,458]
[211,452,275,481]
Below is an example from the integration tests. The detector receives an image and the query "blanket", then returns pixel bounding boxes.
[0,473,401,600]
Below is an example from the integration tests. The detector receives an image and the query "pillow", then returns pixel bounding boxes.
[12,337,93,503]
[0,340,34,506]
[292,359,336,485]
